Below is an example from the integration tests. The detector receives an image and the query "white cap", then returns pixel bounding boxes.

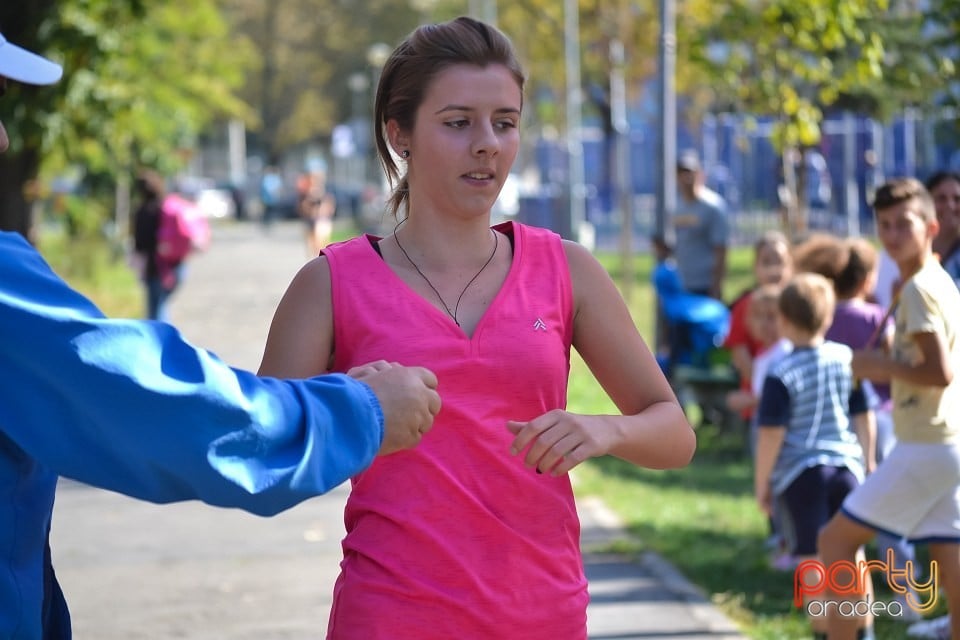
[0,33,63,85]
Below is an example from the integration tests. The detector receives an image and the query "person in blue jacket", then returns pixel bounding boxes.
[0,34,441,639]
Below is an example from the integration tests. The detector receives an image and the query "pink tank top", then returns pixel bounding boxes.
[322,222,587,639]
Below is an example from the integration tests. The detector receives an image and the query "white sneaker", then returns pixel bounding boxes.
[907,614,951,639]
[763,533,782,551]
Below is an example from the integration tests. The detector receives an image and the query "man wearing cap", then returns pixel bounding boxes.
[672,149,729,300]
[0,33,63,151]
[0,35,440,639]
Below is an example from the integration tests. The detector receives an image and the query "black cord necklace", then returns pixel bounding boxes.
[393,219,498,327]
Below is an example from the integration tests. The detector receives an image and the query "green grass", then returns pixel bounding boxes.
[38,231,143,318]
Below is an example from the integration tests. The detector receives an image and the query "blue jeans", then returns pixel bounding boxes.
[146,265,183,321]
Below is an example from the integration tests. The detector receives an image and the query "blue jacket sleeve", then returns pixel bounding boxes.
[0,232,383,516]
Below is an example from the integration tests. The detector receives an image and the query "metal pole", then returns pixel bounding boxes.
[484,0,497,26]
[348,72,370,189]
[844,112,860,237]
[228,118,247,190]
[469,0,497,25]
[565,0,586,242]
[611,37,632,300]
[655,0,676,354]
[903,107,917,178]
[871,119,886,187]
[115,173,131,244]
[656,0,676,242]
[367,44,392,189]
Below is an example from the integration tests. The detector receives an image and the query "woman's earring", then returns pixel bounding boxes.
[401,149,410,159]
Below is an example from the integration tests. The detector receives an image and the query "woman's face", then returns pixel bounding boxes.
[398,63,521,220]
[747,298,780,347]
[931,178,960,240]
[754,242,791,286]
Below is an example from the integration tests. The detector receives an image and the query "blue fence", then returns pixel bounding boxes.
[525,110,957,248]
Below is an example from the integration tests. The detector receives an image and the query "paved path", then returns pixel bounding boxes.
[51,219,746,639]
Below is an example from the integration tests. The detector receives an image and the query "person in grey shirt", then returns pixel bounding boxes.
[672,149,729,300]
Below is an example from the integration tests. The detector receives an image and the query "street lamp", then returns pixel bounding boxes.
[656,0,676,245]
[410,0,439,20]
[347,72,370,188]
[468,0,497,25]
[348,72,369,113]
[564,0,585,242]
[366,43,392,186]
[366,43,391,75]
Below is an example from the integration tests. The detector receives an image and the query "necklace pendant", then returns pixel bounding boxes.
[393,222,498,329]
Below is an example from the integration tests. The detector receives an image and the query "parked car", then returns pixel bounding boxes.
[176,176,236,219]
[196,186,235,219]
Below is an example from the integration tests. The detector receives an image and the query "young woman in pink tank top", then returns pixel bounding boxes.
[259,16,696,640]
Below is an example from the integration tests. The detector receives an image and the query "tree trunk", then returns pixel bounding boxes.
[259,1,280,160]
[780,147,799,235]
[0,149,41,241]
[779,146,812,237]
[0,0,56,241]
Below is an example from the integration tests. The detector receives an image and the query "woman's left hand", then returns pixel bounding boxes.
[506,410,611,476]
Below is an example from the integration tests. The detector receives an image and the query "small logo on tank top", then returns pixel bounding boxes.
[533,318,547,331]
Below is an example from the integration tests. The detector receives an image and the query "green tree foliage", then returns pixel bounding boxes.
[484,0,662,131]
[922,0,960,147]
[830,4,939,119]
[686,0,890,149]
[222,0,423,158]
[923,0,960,108]
[54,1,252,173]
[0,0,252,236]
[680,0,949,231]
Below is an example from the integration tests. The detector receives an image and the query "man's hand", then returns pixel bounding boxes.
[348,361,441,455]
